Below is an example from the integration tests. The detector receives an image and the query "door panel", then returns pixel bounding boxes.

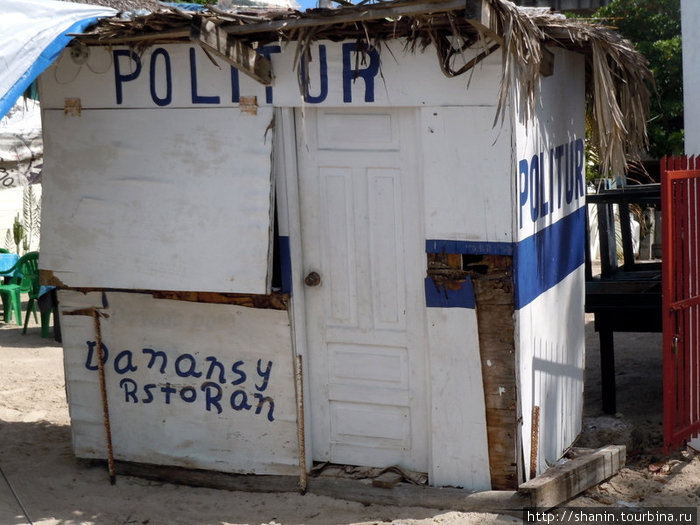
[297,108,428,470]
[661,162,700,451]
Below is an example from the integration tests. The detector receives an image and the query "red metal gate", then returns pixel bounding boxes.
[661,155,700,452]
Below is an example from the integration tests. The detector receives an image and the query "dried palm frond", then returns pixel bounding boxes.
[486,0,545,125]
[534,14,653,179]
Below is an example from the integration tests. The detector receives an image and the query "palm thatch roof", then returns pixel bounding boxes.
[73,0,652,178]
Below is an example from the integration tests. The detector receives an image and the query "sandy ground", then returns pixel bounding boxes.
[567,315,700,512]
[0,308,698,524]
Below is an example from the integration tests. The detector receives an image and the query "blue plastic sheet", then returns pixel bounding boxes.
[0,0,116,119]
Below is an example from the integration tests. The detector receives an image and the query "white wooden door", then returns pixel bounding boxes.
[296,108,428,471]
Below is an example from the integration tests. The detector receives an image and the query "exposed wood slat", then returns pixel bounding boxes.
[191,16,272,85]
[469,255,519,490]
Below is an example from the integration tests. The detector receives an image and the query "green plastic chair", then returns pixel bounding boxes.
[0,252,39,327]
[23,270,52,338]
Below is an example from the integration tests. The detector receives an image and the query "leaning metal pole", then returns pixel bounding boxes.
[0,461,33,524]
[93,308,116,485]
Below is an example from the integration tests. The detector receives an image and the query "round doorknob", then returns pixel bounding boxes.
[304,271,321,287]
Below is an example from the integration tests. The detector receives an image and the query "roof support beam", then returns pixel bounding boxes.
[190,16,272,85]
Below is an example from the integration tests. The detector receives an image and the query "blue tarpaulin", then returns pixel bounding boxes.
[0,0,117,120]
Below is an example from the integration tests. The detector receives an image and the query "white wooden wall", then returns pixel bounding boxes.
[514,48,586,478]
[39,42,502,111]
[517,270,585,475]
[422,106,514,244]
[39,38,588,489]
[681,0,700,450]
[683,0,700,155]
[420,105,512,489]
[60,291,299,474]
[39,60,275,293]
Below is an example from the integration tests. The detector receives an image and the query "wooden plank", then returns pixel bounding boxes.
[618,202,636,270]
[152,290,289,310]
[113,459,531,512]
[596,202,618,278]
[191,17,272,85]
[39,278,290,310]
[426,307,491,489]
[114,461,302,493]
[468,255,519,490]
[307,478,529,512]
[222,0,468,36]
[518,445,626,509]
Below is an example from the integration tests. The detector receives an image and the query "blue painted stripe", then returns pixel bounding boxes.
[425,239,513,256]
[278,235,292,294]
[0,17,107,119]
[424,207,585,310]
[513,206,585,309]
[425,276,475,309]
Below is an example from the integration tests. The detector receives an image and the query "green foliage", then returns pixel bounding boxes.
[12,215,23,255]
[3,230,12,252]
[593,0,683,158]
[5,186,41,255]
[22,185,40,252]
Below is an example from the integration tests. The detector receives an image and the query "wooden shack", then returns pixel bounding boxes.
[35,0,649,491]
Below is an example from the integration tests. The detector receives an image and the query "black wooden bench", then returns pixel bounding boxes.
[584,184,662,414]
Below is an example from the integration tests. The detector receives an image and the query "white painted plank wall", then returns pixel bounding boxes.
[60,290,300,475]
[514,48,586,478]
[419,106,504,487]
[421,106,513,244]
[683,0,700,156]
[39,107,274,293]
[40,42,503,110]
[517,269,585,476]
[681,0,700,450]
[426,308,491,489]
[38,36,591,488]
